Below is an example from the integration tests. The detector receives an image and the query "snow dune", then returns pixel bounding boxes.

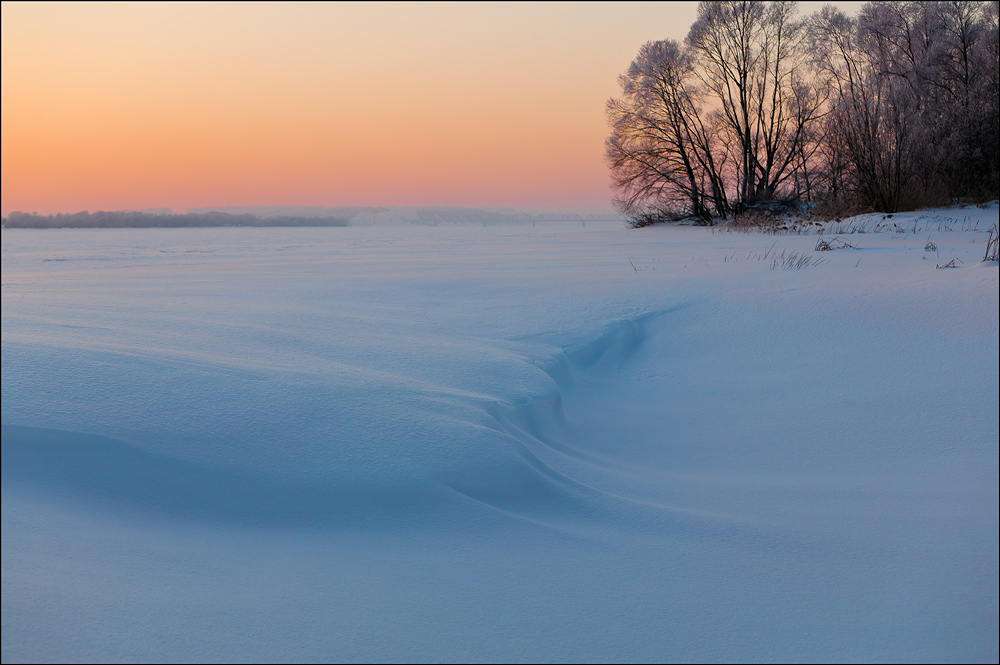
[2,208,998,662]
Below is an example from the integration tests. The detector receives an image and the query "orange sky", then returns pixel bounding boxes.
[2,1,862,216]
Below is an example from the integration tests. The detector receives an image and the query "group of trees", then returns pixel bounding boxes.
[607,1,1000,223]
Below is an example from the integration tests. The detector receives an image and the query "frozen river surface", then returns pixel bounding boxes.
[3,213,998,662]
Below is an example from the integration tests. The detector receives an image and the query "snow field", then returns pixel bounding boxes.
[3,207,998,662]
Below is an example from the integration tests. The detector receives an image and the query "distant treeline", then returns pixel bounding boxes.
[2,210,349,228]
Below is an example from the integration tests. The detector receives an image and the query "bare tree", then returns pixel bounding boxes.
[809,5,915,212]
[809,1,998,212]
[605,40,729,223]
[606,1,823,224]
[607,1,998,222]
[936,0,1000,199]
[686,1,825,208]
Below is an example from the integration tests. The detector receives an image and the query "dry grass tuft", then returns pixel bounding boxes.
[983,224,999,262]
[815,236,857,251]
[769,250,828,270]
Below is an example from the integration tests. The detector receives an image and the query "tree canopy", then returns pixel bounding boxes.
[607,1,1000,224]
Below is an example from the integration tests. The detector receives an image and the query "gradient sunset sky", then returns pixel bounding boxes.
[2,1,862,216]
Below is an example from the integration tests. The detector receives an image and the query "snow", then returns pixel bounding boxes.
[3,207,998,662]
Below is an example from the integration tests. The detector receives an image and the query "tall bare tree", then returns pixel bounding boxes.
[605,40,729,223]
[809,5,916,212]
[686,1,825,208]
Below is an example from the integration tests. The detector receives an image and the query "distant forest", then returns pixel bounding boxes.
[3,210,350,229]
[607,1,1000,223]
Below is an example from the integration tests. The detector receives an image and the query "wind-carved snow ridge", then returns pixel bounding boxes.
[455,309,700,529]
[0,313,656,532]
[494,310,667,466]
[2,311,693,535]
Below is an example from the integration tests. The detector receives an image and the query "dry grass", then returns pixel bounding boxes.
[984,224,999,262]
[720,209,825,235]
[815,236,857,251]
[627,209,705,228]
[770,249,828,270]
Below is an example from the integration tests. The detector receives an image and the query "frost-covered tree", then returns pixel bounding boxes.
[607,1,827,224]
[608,1,999,221]
[809,1,999,211]
[605,40,729,223]
[932,0,999,200]
[809,4,917,212]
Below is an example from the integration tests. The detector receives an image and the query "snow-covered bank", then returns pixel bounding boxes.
[3,208,998,662]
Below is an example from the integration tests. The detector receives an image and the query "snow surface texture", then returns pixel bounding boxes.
[3,208,998,663]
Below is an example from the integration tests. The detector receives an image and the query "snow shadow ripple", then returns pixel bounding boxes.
[1,425,441,529]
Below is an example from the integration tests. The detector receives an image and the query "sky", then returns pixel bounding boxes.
[1,1,863,216]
